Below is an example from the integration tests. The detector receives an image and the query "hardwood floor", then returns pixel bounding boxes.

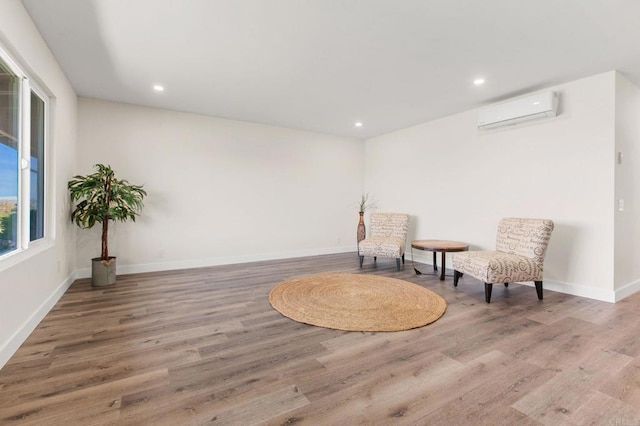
[1,252,640,425]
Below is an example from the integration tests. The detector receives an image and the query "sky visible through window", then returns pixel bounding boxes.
[0,145,39,200]
[0,143,17,199]
[0,143,18,255]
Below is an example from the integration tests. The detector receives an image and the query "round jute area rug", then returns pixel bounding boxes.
[269,273,447,332]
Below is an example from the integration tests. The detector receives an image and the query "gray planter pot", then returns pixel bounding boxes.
[91,257,116,287]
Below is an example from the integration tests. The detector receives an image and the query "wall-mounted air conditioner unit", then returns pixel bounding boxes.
[477,91,559,129]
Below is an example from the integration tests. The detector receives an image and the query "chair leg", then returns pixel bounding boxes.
[374,256,377,263]
[453,270,461,287]
[433,252,437,271]
[359,256,364,268]
[484,283,493,303]
[535,281,543,300]
[402,253,405,264]
[396,258,401,271]
[504,283,509,287]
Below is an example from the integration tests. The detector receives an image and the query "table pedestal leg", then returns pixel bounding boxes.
[411,247,422,275]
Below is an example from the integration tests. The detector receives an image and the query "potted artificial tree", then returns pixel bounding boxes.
[68,164,147,287]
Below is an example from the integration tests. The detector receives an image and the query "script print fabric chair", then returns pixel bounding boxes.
[451,218,554,303]
[358,212,410,271]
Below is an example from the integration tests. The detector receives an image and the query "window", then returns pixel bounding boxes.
[0,59,19,255]
[30,92,45,242]
[0,49,48,258]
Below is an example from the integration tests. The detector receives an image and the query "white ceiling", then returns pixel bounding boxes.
[21,0,640,139]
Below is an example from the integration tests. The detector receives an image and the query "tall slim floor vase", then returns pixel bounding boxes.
[357,212,366,244]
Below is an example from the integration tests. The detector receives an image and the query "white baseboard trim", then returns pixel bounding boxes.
[75,245,358,279]
[614,278,640,302]
[542,280,615,303]
[0,270,78,369]
[409,250,618,303]
[406,249,436,267]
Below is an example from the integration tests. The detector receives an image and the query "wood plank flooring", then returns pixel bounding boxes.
[1,252,640,425]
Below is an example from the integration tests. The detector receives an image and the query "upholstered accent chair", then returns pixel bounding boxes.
[451,218,554,303]
[358,212,410,271]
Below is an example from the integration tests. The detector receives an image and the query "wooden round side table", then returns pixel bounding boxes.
[411,240,469,281]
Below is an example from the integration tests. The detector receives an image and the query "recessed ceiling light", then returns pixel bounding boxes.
[153,85,164,92]
[473,78,485,86]
[355,122,363,127]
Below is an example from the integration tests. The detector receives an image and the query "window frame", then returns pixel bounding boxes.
[28,86,48,244]
[0,43,51,265]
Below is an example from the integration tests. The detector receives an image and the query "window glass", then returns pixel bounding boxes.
[0,59,20,255]
[30,91,45,241]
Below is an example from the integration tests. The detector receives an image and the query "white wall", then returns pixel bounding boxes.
[76,98,364,274]
[614,72,640,296]
[0,0,77,367]
[365,72,617,301]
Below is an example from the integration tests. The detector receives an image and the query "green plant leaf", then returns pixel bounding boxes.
[68,164,146,259]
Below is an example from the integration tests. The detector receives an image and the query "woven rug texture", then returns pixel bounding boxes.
[269,273,447,332]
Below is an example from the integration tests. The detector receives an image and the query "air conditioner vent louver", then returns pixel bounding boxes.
[478,91,559,129]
